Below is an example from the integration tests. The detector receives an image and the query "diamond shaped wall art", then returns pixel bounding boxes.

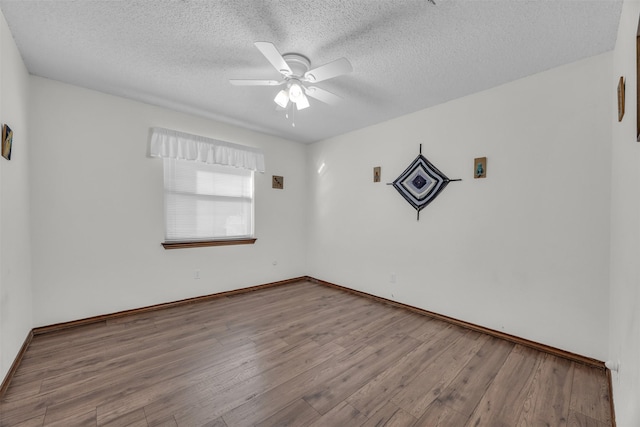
[388,145,461,220]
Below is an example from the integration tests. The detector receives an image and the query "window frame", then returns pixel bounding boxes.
[161,158,257,249]
[161,238,256,249]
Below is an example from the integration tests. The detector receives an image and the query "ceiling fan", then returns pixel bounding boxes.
[230,42,352,111]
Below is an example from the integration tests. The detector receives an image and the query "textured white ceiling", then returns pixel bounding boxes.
[0,0,622,143]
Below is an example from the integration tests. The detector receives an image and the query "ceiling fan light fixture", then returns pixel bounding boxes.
[274,89,289,108]
[288,82,304,103]
[296,93,310,110]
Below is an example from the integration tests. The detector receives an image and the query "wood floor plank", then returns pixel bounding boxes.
[157,288,313,344]
[43,408,97,427]
[198,418,227,427]
[99,377,211,426]
[567,410,610,427]
[414,399,469,426]
[140,382,212,427]
[390,330,490,418]
[215,342,380,426]
[435,336,514,417]
[346,324,461,417]
[569,363,611,424]
[516,353,575,427]
[305,401,368,427]
[362,312,439,347]
[309,303,394,346]
[38,322,226,394]
[302,335,422,415]
[5,415,45,427]
[265,294,365,342]
[97,337,295,425]
[407,317,447,342]
[142,340,342,426]
[360,401,417,427]
[0,392,48,426]
[24,313,218,386]
[331,308,410,349]
[25,322,109,355]
[37,334,229,423]
[0,378,42,403]
[254,398,320,427]
[0,281,612,427]
[146,416,177,427]
[169,338,348,425]
[466,344,542,426]
[98,408,148,427]
[213,294,356,344]
[274,299,379,346]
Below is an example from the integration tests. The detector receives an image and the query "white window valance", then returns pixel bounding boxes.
[149,127,265,172]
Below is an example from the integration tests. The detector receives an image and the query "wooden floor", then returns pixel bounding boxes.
[0,281,611,427]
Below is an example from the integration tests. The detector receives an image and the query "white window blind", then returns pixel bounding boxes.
[164,158,254,242]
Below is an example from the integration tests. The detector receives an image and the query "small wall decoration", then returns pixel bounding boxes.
[272,175,284,189]
[2,124,12,160]
[618,76,625,122]
[373,166,381,182]
[474,157,487,178]
[637,31,640,140]
[388,144,461,220]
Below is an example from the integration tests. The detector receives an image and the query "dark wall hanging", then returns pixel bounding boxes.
[2,124,12,160]
[272,175,284,189]
[618,76,625,122]
[388,144,461,220]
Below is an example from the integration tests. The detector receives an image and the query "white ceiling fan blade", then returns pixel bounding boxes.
[305,86,343,105]
[304,58,352,83]
[254,42,292,76]
[229,79,283,86]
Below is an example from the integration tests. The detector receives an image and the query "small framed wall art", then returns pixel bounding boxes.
[272,175,284,189]
[618,76,625,122]
[637,31,640,140]
[2,124,12,160]
[474,157,486,179]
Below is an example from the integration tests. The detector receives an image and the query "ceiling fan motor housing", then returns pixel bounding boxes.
[282,53,311,79]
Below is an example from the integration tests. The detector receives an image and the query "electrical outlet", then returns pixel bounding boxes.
[390,273,396,283]
[194,269,200,279]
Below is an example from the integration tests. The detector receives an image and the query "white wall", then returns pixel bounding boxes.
[308,53,612,360]
[609,1,640,425]
[0,11,32,382]
[29,77,307,327]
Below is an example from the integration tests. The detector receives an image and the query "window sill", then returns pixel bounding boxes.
[162,238,257,249]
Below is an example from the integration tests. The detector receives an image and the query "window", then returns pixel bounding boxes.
[163,158,254,243]
[149,127,265,249]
